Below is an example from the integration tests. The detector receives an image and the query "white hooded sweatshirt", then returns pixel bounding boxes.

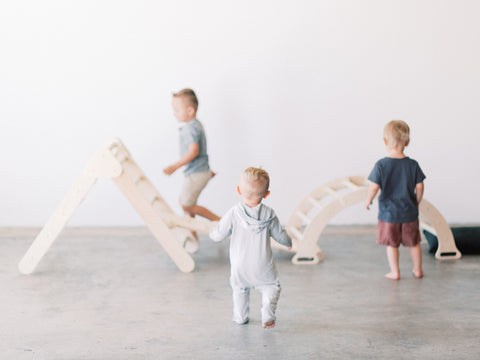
[210,201,292,289]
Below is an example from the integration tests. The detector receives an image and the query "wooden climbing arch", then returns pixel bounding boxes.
[284,176,461,264]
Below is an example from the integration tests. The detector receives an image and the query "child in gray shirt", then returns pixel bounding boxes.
[163,89,220,225]
[210,167,292,328]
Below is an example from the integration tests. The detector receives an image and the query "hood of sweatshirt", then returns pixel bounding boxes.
[234,201,276,233]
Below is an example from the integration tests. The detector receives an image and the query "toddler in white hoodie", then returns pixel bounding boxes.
[209,167,292,328]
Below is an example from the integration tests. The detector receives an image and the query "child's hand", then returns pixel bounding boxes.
[163,164,177,175]
[365,182,379,211]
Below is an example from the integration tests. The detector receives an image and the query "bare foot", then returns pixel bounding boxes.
[385,272,400,280]
[263,320,275,329]
[412,270,423,278]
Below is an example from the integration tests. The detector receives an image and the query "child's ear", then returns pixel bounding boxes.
[187,106,196,117]
[383,138,388,146]
[237,186,241,195]
[263,190,270,199]
[405,140,410,147]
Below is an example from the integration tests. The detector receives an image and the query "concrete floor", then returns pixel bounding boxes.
[1,227,479,360]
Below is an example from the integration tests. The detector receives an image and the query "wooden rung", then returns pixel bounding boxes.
[296,211,311,225]
[308,197,323,209]
[108,143,119,152]
[150,195,159,206]
[152,198,172,213]
[112,147,129,163]
[325,186,340,198]
[107,139,123,151]
[287,226,304,241]
[123,161,143,183]
[151,195,175,216]
[136,179,158,204]
[343,180,359,190]
[152,203,175,228]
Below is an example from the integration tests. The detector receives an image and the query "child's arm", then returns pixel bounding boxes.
[209,209,233,242]
[416,182,424,206]
[365,181,380,210]
[163,143,199,175]
[270,216,292,248]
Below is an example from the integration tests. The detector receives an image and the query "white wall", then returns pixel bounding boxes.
[1,0,479,226]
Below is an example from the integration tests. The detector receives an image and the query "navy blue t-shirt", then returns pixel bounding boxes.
[368,157,426,223]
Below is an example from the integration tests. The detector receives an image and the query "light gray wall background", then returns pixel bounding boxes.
[1,1,479,227]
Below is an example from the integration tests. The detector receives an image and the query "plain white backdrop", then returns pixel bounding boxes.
[1,1,479,226]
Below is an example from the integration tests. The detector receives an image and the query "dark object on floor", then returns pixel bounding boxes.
[423,227,480,255]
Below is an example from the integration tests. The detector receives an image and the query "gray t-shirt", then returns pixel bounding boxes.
[179,119,209,176]
[368,157,426,223]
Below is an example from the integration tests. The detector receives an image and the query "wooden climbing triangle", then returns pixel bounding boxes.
[18,138,216,274]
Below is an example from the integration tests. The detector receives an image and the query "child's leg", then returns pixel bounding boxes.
[258,284,281,328]
[232,287,250,325]
[401,219,423,278]
[180,172,220,221]
[377,220,401,280]
[182,205,220,221]
[409,244,423,278]
[385,246,400,280]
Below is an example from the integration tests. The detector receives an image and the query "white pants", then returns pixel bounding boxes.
[232,284,281,324]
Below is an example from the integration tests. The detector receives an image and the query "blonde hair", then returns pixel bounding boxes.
[242,167,270,196]
[384,120,410,147]
[172,88,198,112]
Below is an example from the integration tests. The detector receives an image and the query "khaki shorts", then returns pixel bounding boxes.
[377,219,421,248]
[179,171,213,207]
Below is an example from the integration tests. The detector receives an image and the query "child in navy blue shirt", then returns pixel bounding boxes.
[365,120,426,280]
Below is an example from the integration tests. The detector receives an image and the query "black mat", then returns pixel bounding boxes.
[423,227,480,255]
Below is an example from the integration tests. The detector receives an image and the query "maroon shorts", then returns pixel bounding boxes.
[377,219,421,248]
